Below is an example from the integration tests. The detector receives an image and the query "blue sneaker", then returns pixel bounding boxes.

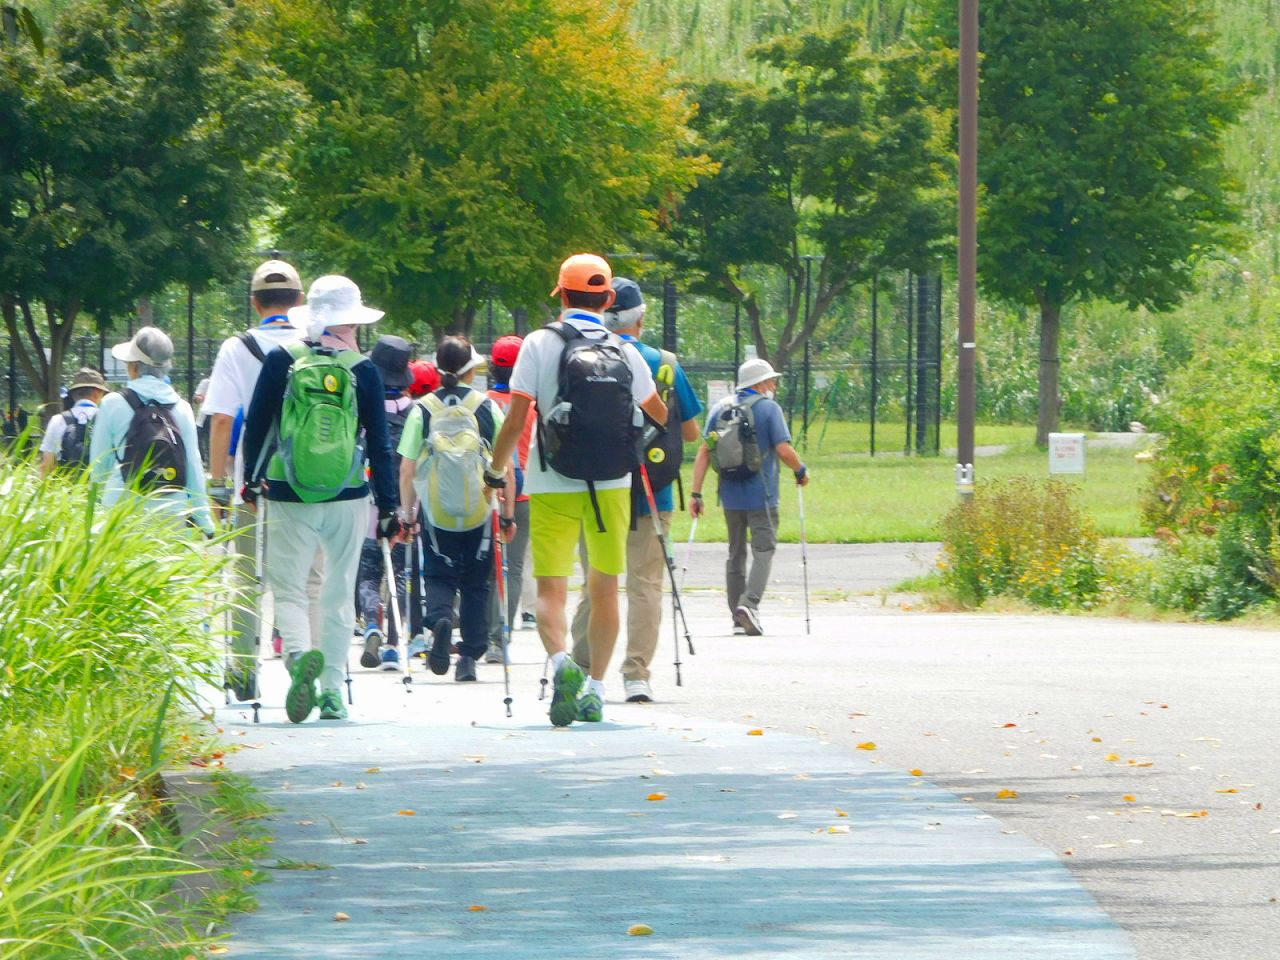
[379,645,400,672]
[549,657,586,728]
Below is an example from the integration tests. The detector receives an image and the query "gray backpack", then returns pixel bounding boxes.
[709,394,764,481]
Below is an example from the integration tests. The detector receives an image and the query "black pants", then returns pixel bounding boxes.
[422,524,492,660]
[356,538,406,644]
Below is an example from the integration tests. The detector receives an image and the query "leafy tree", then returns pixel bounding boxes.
[260,0,710,339]
[921,0,1250,445]
[664,24,951,370]
[0,0,300,404]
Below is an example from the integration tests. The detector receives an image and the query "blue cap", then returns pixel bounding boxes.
[608,277,644,313]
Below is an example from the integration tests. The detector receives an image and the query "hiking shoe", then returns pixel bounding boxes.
[734,605,763,636]
[549,657,586,727]
[360,626,383,669]
[521,612,537,629]
[732,624,746,636]
[317,689,347,721]
[484,641,504,664]
[455,655,477,682]
[577,690,604,723]
[379,645,400,671]
[624,679,653,703]
[428,618,452,676]
[285,650,324,724]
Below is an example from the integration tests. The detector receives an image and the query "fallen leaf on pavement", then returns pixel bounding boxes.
[835,808,848,817]
[397,809,416,816]
[334,912,350,922]
[747,729,764,736]
[856,742,877,751]
[1217,788,1240,794]
[909,769,924,777]
[1092,737,1103,743]
[628,924,654,936]
[646,793,667,801]
[365,767,381,774]
[996,789,1019,800]
[828,824,851,834]
[1122,795,1137,803]
[1002,723,1017,728]
[469,905,487,912]
[1105,754,1121,762]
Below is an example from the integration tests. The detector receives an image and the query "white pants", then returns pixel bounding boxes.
[267,498,366,693]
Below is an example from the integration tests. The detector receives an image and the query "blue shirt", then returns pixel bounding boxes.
[620,336,704,514]
[703,389,790,510]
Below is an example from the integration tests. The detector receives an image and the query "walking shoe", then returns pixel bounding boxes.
[576,690,604,723]
[455,655,477,682]
[484,641,504,664]
[521,612,537,629]
[285,650,324,724]
[733,605,763,636]
[407,634,427,659]
[271,628,284,658]
[732,624,746,636]
[360,626,383,669]
[317,689,348,721]
[428,617,452,676]
[624,679,653,703]
[379,645,400,671]
[548,657,586,727]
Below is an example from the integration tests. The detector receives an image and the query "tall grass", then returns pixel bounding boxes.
[0,455,233,958]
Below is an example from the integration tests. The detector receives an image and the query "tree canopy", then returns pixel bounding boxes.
[664,24,952,370]
[260,0,711,339]
[0,0,299,402]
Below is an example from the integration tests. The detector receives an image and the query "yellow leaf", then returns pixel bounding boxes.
[909,769,924,777]
[1091,737,1103,743]
[628,924,654,936]
[1122,795,1137,803]
[835,808,848,817]
[1105,753,1121,762]
[828,824,851,834]
[1216,788,1239,794]
[120,766,138,780]
[856,742,877,751]
[365,767,381,774]
[646,793,667,801]
[397,809,416,816]
[995,789,1019,800]
[468,905,487,912]
[747,729,764,736]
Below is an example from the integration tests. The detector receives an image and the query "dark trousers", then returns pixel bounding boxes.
[422,524,492,660]
[356,538,406,644]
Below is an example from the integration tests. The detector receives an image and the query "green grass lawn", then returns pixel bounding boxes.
[668,423,1153,543]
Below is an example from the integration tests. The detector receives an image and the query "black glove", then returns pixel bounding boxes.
[483,466,506,490]
[377,509,402,540]
[241,482,263,506]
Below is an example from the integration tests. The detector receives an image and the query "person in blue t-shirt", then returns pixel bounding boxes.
[569,278,703,703]
[690,358,809,637]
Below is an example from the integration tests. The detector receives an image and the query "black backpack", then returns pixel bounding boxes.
[119,389,188,490]
[538,321,641,530]
[633,348,685,506]
[58,411,92,469]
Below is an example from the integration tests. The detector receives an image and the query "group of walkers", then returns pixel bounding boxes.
[42,253,811,727]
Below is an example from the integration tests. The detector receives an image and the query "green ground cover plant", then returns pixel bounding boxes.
[0,457,246,958]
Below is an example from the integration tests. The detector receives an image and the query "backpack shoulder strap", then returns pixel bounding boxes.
[544,320,580,344]
[422,393,446,416]
[239,332,267,363]
[460,390,486,413]
[61,410,77,427]
[658,349,678,370]
[285,340,311,363]
[336,349,365,372]
[121,388,144,412]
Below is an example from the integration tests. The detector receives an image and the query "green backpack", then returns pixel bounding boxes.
[269,341,365,502]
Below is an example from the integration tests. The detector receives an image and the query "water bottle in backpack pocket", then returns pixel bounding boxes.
[415,391,490,533]
[273,342,365,503]
[709,394,764,481]
[119,390,188,490]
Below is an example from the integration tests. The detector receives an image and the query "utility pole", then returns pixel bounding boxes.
[956,0,979,500]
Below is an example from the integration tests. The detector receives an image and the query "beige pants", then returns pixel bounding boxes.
[571,511,671,682]
[230,502,323,661]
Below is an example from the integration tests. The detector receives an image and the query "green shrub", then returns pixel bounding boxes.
[0,463,234,958]
[939,476,1112,609]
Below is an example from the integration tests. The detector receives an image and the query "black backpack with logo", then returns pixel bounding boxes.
[633,348,684,503]
[58,411,92,469]
[119,389,188,490]
[538,321,640,530]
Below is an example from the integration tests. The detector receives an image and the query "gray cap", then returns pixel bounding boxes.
[111,326,174,369]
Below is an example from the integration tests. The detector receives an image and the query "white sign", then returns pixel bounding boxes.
[1048,432,1086,475]
[706,379,734,409]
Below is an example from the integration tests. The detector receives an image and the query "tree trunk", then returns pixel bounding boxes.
[1036,298,1062,448]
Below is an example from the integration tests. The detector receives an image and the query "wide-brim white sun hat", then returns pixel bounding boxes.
[737,357,780,390]
[288,275,384,332]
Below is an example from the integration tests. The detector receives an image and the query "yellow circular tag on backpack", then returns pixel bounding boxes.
[162,467,177,481]
[648,448,666,464]
[323,374,339,393]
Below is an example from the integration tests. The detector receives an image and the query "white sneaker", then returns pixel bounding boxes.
[732,624,747,636]
[733,605,763,636]
[624,679,653,703]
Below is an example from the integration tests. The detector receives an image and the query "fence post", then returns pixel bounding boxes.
[662,277,677,353]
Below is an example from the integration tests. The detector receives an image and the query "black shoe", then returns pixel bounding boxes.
[521,612,537,628]
[455,655,477,682]
[428,617,452,676]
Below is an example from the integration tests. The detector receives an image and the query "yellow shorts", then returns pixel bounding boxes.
[530,489,631,577]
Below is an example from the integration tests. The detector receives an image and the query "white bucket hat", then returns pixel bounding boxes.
[737,357,779,390]
[288,275,384,338]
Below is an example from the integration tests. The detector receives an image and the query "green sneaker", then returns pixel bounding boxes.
[285,650,324,724]
[548,657,586,727]
[576,690,603,723]
[317,689,347,721]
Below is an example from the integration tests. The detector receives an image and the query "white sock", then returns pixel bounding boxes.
[550,651,568,671]
[588,678,606,699]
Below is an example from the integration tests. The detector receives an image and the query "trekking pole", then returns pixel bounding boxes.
[677,516,698,594]
[798,483,811,636]
[381,537,412,690]
[492,511,513,718]
[637,465,695,687]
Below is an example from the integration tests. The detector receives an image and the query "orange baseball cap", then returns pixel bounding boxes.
[550,253,613,297]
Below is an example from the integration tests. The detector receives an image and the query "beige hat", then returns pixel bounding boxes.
[737,357,780,390]
[69,367,108,392]
[111,326,174,368]
[251,259,303,293]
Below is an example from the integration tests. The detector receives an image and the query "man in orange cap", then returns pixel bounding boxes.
[488,254,667,725]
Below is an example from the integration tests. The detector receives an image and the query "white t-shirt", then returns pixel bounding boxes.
[201,323,305,495]
[509,312,657,495]
[40,401,98,457]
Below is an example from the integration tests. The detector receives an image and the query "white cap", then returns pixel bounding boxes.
[250,259,303,293]
[737,357,779,390]
[457,346,486,376]
[288,275,384,338]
